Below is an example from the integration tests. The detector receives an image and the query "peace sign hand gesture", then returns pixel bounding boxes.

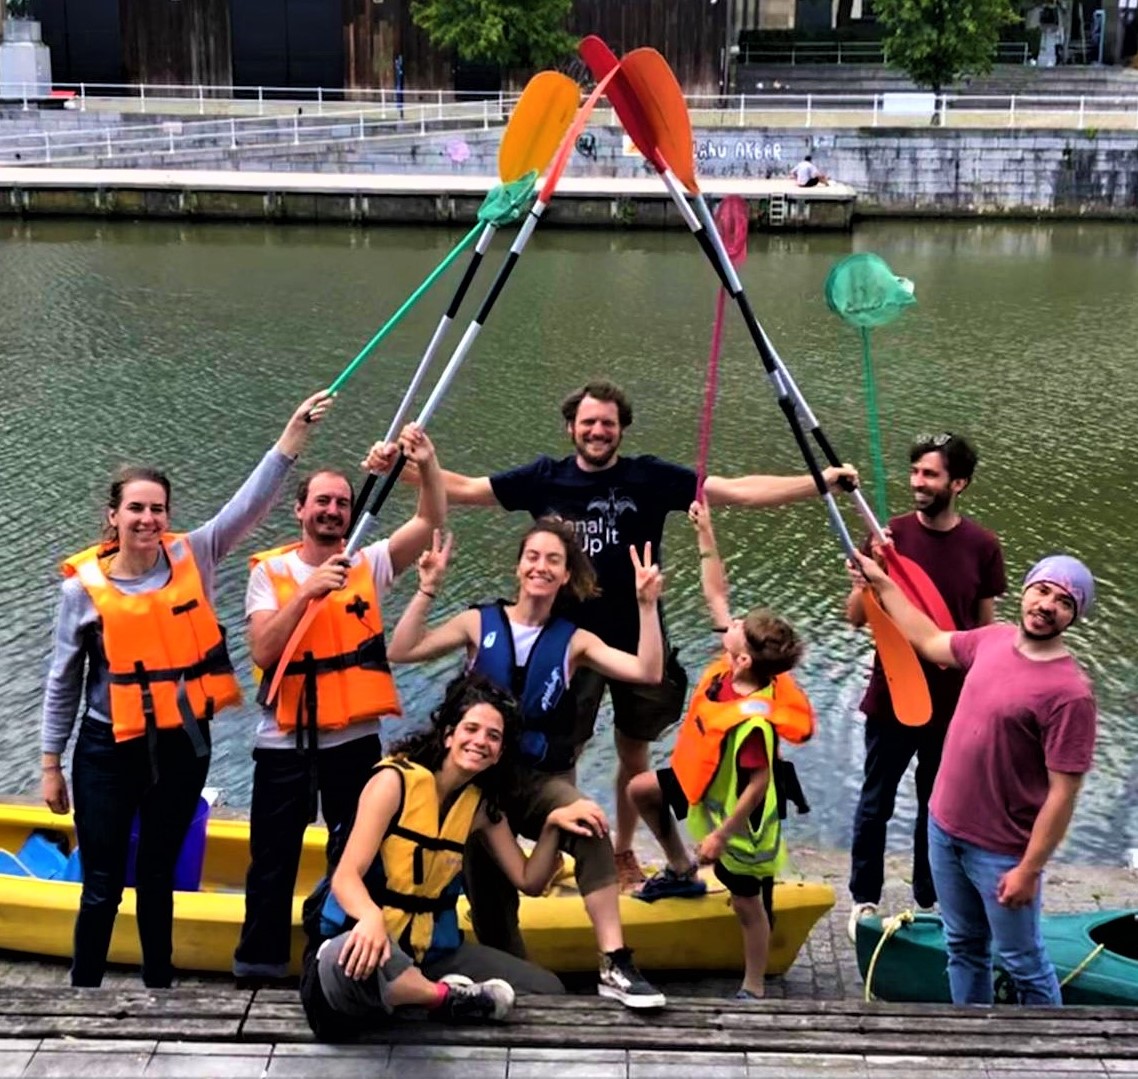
[418,529,453,594]
[630,542,663,607]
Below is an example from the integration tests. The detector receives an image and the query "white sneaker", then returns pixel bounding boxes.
[439,973,475,988]
[847,901,878,943]
[436,977,515,1022]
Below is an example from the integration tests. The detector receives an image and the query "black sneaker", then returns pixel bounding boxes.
[434,978,515,1022]
[598,948,666,1009]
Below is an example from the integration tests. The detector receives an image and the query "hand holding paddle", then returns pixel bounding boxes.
[277,390,334,458]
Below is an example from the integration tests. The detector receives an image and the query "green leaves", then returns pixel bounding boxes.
[410,0,577,69]
[873,0,1019,93]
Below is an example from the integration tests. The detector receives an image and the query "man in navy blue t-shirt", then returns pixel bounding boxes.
[396,379,855,889]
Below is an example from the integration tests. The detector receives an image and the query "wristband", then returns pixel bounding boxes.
[699,550,714,560]
[418,588,437,600]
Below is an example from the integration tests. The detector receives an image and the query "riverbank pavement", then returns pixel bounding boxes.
[0,848,1132,1077]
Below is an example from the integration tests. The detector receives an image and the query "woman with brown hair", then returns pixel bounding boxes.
[385,517,671,1009]
[41,390,331,988]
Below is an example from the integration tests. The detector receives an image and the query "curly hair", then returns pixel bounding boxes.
[516,516,600,606]
[559,379,633,428]
[386,672,522,822]
[741,608,803,686]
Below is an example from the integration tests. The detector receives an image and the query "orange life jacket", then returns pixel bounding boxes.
[62,534,241,745]
[670,655,815,805]
[252,542,401,735]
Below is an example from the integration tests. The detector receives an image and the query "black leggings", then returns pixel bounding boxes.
[70,717,210,987]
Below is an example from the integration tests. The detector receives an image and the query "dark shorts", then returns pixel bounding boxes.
[570,646,689,746]
[656,767,770,902]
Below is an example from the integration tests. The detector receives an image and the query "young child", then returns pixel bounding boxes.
[628,501,815,1000]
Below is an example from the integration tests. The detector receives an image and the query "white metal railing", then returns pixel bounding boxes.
[4,88,1138,168]
[3,80,523,118]
[0,100,513,167]
[737,40,1031,66]
[677,91,1138,130]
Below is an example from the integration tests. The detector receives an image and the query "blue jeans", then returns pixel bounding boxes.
[928,816,1061,1005]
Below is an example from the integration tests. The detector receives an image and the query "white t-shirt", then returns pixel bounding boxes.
[245,541,395,751]
[792,160,820,185]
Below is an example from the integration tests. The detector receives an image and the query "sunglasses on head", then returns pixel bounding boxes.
[914,432,954,448]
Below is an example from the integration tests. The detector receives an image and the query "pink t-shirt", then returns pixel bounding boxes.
[929,624,1096,857]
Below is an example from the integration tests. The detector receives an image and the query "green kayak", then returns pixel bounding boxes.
[855,909,1138,1005]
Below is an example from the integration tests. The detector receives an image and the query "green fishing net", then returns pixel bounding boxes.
[478,170,538,225]
[824,252,916,330]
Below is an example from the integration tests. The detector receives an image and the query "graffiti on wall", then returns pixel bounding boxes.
[693,137,788,178]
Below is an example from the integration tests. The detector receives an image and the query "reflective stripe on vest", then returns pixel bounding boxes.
[61,534,241,745]
[686,714,785,879]
[251,542,401,733]
[471,601,577,770]
[671,655,815,805]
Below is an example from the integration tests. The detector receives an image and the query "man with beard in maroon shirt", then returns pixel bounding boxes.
[845,433,1006,942]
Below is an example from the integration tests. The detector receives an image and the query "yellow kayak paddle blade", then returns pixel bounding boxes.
[498,71,580,184]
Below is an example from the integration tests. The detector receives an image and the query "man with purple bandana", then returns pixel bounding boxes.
[855,553,1097,1005]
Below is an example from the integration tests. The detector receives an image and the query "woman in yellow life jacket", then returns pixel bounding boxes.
[41,390,332,989]
[301,673,599,1040]
[628,500,815,1001]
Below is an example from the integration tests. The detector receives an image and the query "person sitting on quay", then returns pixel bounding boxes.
[627,500,815,1002]
[232,423,446,985]
[299,673,574,1040]
[854,552,1097,1006]
[790,154,829,187]
[385,517,669,1008]
[41,389,332,989]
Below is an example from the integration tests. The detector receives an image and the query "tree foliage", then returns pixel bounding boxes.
[410,0,577,69]
[872,0,1020,93]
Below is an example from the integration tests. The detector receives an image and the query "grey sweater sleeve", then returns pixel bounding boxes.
[187,447,295,599]
[41,578,100,756]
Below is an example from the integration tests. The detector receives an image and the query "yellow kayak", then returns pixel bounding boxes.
[0,803,833,976]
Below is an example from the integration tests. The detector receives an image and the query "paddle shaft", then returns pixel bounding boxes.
[349,220,498,527]
[327,221,482,397]
[343,73,614,554]
[664,179,856,558]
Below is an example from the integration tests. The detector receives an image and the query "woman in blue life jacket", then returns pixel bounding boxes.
[301,673,595,1040]
[384,519,670,1010]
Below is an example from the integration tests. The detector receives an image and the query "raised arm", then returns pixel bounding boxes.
[571,544,663,684]
[382,425,448,576]
[360,439,500,508]
[191,391,333,569]
[703,464,857,509]
[854,553,957,667]
[329,769,404,978]
[386,530,479,664]
[688,500,731,628]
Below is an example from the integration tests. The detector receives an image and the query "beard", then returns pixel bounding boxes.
[304,515,346,542]
[914,488,953,518]
[1021,613,1063,641]
[575,436,620,468]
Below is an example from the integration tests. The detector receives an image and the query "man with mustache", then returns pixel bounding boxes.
[855,552,1097,1005]
[233,423,446,984]
[383,379,856,891]
[846,433,1006,941]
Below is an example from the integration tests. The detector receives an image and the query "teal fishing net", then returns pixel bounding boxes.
[824,252,916,330]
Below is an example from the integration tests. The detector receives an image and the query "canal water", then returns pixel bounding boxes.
[2,217,1135,866]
